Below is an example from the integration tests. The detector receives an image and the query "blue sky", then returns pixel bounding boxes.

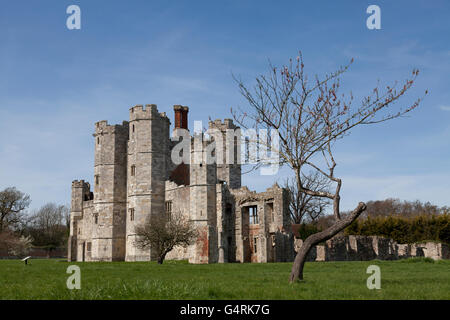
[0,0,449,212]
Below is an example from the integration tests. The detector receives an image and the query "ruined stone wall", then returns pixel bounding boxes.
[404,242,449,260]
[294,236,450,261]
[207,119,241,190]
[68,181,81,261]
[79,201,94,261]
[188,135,218,264]
[165,181,192,261]
[230,184,293,263]
[215,182,226,263]
[68,180,90,261]
[216,184,237,263]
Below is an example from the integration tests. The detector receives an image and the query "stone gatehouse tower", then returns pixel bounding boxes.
[68,104,293,263]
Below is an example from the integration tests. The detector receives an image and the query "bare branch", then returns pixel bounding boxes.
[232,51,425,282]
[134,212,198,264]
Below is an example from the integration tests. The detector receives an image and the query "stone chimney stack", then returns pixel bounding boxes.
[173,105,189,130]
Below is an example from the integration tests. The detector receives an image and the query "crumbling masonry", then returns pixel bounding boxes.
[68,104,294,263]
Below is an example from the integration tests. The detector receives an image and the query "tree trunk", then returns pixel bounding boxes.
[289,202,366,283]
[157,252,167,264]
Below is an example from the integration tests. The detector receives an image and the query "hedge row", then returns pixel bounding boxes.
[293,223,321,240]
[344,214,450,244]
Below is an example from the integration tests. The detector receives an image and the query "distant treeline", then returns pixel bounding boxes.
[358,198,450,218]
[297,199,450,244]
[344,214,450,244]
[344,198,450,244]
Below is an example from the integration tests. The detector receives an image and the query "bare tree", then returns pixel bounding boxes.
[26,203,69,254]
[134,212,198,264]
[0,230,33,258]
[284,171,330,224]
[0,187,31,233]
[232,52,425,282]
[362,198,444,219]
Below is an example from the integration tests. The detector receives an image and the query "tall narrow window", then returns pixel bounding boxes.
[249,206,258,224]
[253,237,257,253]
[165,201,172,221]
[95,175,99,186]
[225,203,232,224]
[129,208,135,221]
[131,165,136,176]
[97,137,100,145]
[267,202,274,222]
[94,214,98,224]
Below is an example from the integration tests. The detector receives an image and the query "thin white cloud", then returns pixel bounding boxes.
[439,105,450,111]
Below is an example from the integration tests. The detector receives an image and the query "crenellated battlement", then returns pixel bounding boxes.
[72,180,87,188]
[208,118,237,131]
[95,120,109,128]
[94,120,129,136]
[72,180,92,195]
[129,104,170,122]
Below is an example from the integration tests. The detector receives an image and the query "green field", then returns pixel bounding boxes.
[0,258,449,299]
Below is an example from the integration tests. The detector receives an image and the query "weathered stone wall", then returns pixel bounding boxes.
[165,181,191,261]
[230,184,293,263]
[294,236,450,261]
[89,120,129,261]
[126,105,170,261]
[68,180,88,261]
[188,135,218,264]
[69,105,296,264]
[404,242,450,260]
[208,119,241,190]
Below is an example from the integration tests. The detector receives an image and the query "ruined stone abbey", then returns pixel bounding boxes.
[68,104,294,263]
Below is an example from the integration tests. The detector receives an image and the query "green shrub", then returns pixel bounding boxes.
[399,257,435,263]
[296,223,321,240]
[344,214,450,244]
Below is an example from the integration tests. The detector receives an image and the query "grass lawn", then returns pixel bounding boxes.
[0,258,449,299]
